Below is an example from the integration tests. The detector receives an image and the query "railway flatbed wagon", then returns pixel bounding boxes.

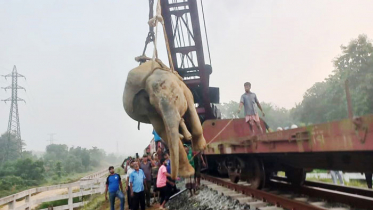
[202,115,373,188]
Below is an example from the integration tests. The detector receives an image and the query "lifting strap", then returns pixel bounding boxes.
[137,0,175,73]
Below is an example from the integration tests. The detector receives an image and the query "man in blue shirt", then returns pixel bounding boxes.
[105,166,124,210]
[130,162,147,210]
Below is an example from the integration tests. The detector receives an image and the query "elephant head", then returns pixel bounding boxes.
[123,59,206,179]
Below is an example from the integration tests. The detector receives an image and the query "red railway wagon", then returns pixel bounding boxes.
[202,115,373,188]
[156,0,373,189]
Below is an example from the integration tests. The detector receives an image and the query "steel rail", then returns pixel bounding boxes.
[304,180,373,198]
[270,180,373,209]
[272,175,373,198]
[202,174,325,210]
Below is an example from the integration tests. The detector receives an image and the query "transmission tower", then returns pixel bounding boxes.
[2,65,26,154]
[47,133,57,145]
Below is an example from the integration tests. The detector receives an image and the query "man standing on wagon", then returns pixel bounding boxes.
[238,82,265,134]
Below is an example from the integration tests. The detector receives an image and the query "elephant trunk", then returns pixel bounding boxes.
[159,98,180,180]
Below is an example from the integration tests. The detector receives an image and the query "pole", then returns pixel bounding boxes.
[344,79,353,118]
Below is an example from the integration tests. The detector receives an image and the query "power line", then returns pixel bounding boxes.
[1,65,26,155]
[47,133,57,145]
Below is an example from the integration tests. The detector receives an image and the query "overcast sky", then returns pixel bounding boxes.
[1,0,373,156]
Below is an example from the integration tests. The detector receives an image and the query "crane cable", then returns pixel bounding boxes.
[146,0,176,73]
[143,0,225,164]
[200,0,212,66]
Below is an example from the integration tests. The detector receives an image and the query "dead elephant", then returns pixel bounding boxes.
[123,59,206,179]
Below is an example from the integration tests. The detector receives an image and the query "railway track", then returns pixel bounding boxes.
[201,174,373,210]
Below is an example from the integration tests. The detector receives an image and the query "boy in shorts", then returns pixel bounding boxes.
[238,82,265,134]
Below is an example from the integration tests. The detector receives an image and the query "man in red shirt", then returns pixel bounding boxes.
[157,158,174,209]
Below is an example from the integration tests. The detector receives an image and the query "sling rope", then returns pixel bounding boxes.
[139,0,234,163]
[190,118,234,162]
[139,0,175,74]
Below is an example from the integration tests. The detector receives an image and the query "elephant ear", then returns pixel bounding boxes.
[131,89,154,124]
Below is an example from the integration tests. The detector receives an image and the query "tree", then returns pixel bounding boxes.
[90,147,105,167]
[293,34,373,124]
[55,162,62,178]
[216,101,298,130]
[13,158,45,184]
[0,133,22,164]
[45,144,68,159]
[81,149,91,170]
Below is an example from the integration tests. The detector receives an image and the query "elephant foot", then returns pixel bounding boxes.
[178,162,195,177]
[184,133,192,141]
[180,119,192,141]
[192,135,207,151]
[180,133,192,141]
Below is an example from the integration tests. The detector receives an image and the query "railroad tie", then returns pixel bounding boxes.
[279,194,293,198]
[237,181,251,186]
[258,207,284,210]
[226,193,247,199]
[246,201,267,208]
[236,197,255,203]
[202,180,256,204]
[309,201,326,207]
[293,197,308,202]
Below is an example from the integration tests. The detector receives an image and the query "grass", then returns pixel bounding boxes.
[35,195,92,209]
[35,167,125,210]
[78,175,127,210]
[78,194,107,210]
[45,168,105,186]
[306,172,369,188]
[306,177,369,188]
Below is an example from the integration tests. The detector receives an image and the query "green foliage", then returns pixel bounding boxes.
[0,133,24,164]
[218,35,373,127]
[292,34,373,124]
[79,194,106,210]
[216,101,244,119]
[44,145,108,176]
[55,162,62,178]
[36,195,91,209]
[0,157,45,197]
[0,134,121,197]
[217,101,298,130]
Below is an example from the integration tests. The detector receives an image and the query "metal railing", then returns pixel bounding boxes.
[0,167,118,210]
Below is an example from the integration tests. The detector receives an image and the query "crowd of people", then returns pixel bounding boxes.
[103,81,260,210]
[105,136,205,210]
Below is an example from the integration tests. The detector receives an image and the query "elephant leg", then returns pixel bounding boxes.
[184,87,206,151]
[180,118,192,141]
[177,138,195,176]
[156,99,193,179]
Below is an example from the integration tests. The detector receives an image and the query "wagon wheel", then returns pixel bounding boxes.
[217,161,228,176]
[286,168,306,186]
[242,157,265,189]
[226,156,244,183]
